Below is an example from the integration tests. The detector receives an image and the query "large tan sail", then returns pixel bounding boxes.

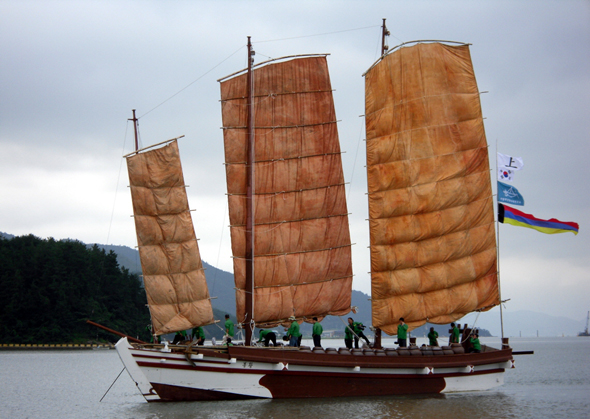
[126,140,215,335]
[364,42,499,335]
[220,56,353,327]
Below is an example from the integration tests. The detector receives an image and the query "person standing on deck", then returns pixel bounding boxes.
[286,316,301,347]
[352,320,371,348]
[450,322,461,344]
[224,314,234,343]
[312,317,323,348]
[428,327,439,347]
[397,318,409,347]
[344,317,355,349]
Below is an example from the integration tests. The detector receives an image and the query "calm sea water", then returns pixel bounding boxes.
[1,337,589,418]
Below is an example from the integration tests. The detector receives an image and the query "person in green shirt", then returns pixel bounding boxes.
[192,326,205,345]
[172,329,187,344]
[286,316,301,347]
[344,317,355,349]
[397,317,409,347]
[427,327,439,347]
[469,330,481,353]
[224,314,234,339]
[450,322,461,344]
[352,321,371,348]
[258,329,276,347]
[312,317,323,348]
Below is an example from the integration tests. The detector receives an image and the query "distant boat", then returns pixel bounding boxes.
[114,23,514,402]
[578,311,589,336]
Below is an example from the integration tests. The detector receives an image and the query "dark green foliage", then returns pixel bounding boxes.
[0,235,151,344]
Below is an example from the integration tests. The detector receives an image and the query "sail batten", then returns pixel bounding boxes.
[365,42,499,335]
[126,140,215,336]
[221,55,353,327]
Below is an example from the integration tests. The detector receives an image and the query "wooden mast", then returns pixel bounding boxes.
[129,109,139,152]
[381,18,390,56]
[373,19,390,350]
[244,37,256,346]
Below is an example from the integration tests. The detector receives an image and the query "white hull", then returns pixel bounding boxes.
[115,338,514,402]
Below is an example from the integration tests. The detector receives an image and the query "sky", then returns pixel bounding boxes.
[1,0,589,322]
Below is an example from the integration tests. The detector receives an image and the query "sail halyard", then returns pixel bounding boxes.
[126,138,215,336]
[220,50,354,330]
[364,42,500,335]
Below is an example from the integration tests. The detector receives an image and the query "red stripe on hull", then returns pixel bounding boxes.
[260,373,446,398]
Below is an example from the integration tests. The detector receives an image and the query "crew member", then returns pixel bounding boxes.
[258,329,277,347]
[312,317,323,348]
[428,327,439,347]
[285,316,301,347]
[397,318,408,347]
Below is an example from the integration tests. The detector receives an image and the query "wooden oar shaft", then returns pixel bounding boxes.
[86,320,148,344]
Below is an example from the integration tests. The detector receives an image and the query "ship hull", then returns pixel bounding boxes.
[116,338,513,402]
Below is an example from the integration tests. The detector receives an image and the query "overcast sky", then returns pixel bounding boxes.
[1,0,588,322]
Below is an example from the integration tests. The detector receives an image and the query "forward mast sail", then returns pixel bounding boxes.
[219,51,354,332]
[364,42,500,335]
[126,139,215,335]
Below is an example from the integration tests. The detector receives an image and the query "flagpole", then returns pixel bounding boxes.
[496,141,505,343]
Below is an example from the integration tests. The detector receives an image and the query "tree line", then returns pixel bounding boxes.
[0,235,151,344]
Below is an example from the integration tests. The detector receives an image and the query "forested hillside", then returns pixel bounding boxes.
[0,235,151,344]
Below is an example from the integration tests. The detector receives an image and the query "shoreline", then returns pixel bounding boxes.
[0,343,114,350]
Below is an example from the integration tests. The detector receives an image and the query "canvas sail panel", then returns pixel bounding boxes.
[126,140,214,335]
[220,56,353,326]
[364,43,499,335]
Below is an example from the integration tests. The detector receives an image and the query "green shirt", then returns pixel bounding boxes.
[397,323,408,339]
[470,337,481,351]
[287,321,301,338]
[427,330,439,346]
[352,322,364,334]
[312,322,323,336]
[451,326,460,343]
[225,319,234,337]
[192,326,205,339]
[345,325,354,339]
[258,329,273,342]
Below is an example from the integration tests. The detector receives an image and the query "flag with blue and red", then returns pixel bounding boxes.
[498,204,579,235]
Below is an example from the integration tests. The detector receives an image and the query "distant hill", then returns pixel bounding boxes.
[4,232,586,339]
[471,309,587,338]
[96,243,374,336]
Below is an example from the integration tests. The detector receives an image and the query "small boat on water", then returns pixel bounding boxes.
[578,311,589,336]
[115,23,514,401]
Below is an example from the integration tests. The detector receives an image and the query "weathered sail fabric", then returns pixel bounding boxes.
[364,43,499,335]
[220,56,353,327]
[126,140,215,335]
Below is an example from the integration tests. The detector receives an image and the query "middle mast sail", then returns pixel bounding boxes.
[219,54,353,328]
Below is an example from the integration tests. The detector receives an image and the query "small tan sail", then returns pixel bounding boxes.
[126,140,215,335]
[220,55,353,327]
[364,42,499,335]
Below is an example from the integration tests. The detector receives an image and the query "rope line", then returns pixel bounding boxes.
[139,44,245,119]
[256,25,380,43]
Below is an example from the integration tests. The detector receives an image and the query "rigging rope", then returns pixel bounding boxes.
[256,25,379,43]
[105,121,130,246]
[138,44,245,119]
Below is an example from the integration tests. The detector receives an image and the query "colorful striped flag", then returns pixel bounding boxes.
[498,204,579,235]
